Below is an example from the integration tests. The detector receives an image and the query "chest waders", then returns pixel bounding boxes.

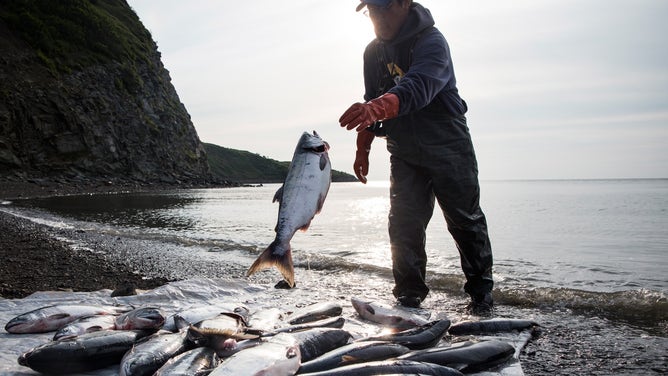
[369,29,494,304]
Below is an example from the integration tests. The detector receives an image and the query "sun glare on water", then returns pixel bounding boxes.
[341,185,392,268]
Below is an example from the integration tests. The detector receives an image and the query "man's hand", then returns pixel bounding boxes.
[354,149,370,184]
[339,93,400,132]
[352,131,375,184]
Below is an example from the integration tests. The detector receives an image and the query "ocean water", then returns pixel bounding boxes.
[3,179,668,374]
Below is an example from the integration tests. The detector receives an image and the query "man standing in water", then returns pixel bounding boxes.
[339,0,494,314]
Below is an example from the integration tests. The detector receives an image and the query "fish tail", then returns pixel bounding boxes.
[246,240,295,287]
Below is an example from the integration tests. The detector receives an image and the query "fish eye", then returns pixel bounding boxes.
[286,346,299,358]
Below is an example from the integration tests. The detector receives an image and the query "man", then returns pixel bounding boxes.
[339,0,494,314]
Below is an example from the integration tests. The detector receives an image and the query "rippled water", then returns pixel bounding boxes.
[4,179,667,374]
[14,180,668,292]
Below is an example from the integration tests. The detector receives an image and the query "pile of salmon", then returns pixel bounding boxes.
[5,297,539,375]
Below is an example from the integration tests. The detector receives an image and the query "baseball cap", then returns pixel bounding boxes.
[356,0,394,12]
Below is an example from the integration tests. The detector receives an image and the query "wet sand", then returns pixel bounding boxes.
[0,209,170,299]
[0,181,182,299]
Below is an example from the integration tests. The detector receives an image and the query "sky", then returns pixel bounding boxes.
[126,0,668,181]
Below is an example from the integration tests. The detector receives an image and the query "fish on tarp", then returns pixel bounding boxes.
[5,304,131,334]
[296,359,464,376]
[398,339,516,373]
[187,325,260,353]
[119,330,194,376]
[18,329,151,374]
[163,304,250,332]
[176,309,252,337]
[358,319,451,350]
[154,347,220,376]
[115,306,166,330]
[247,131,332,287]
[290,328,352,363]
[269,316,345,335]
[53,314,117,340]
[190,312,249,333]
[297,341,410,374]
[248,307,285,333]
[186,311,258,350]
[288,302,343,325]
[350,297,429,329]
[209,332,301,376]
[215,338,265,358]
[448,318,539,336]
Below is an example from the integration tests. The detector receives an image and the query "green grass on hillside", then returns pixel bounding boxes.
[204,143,356,184]
[0,0,153,78]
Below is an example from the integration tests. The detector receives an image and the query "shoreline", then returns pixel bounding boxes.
[0,209,171,299]
[0,180,194,299]
[0,179,230,201]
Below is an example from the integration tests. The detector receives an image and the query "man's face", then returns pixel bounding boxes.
[367,0,410,41]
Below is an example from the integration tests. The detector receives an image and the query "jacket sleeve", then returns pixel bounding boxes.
[388,30,454,115]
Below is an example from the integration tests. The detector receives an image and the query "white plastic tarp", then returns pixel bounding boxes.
[0,279,529,375]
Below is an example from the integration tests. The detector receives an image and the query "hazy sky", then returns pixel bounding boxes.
[127,0,667,181]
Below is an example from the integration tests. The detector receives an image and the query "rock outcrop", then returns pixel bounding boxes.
[0,0,210,185]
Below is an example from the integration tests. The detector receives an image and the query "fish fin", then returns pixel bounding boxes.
[299,220,311,231]
[112,305,135,315]
[174,315,190,332]
[273,186,284,203]
[244,328,264,337]
[315,192,327,214]
[341,355,359,363]
[319,154,328,170]
[186,324,206,343]
[231,332,260,340]
[247,241,295,287]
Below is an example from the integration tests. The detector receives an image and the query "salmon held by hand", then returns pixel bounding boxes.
[247,131,331,287]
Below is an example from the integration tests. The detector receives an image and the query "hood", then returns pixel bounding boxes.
[388,2,435,45]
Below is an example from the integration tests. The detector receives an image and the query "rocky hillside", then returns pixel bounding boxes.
[0,0,210,185]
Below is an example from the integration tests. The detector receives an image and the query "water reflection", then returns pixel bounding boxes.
[16,192,200,230]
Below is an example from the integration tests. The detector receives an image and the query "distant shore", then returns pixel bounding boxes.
[0,178,231,201]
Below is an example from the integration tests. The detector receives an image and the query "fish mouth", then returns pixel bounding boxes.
[302,131,329,153]
[131,311,165,327]
[308,143,329,153]
[350,298,366,312]
[4,319,27,332]
[139,314,165,323]
[17,352,29,366]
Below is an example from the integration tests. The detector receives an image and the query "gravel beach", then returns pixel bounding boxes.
[0,181,180,299]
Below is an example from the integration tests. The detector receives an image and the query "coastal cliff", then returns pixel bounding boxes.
[0,0,210,185]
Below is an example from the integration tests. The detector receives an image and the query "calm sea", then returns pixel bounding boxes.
[10,179,667,288]
[2,178,667,374]
[6,178,666,311]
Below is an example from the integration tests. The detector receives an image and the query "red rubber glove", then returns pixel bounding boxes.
[339,93,400,132]
[354,131,374,184]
